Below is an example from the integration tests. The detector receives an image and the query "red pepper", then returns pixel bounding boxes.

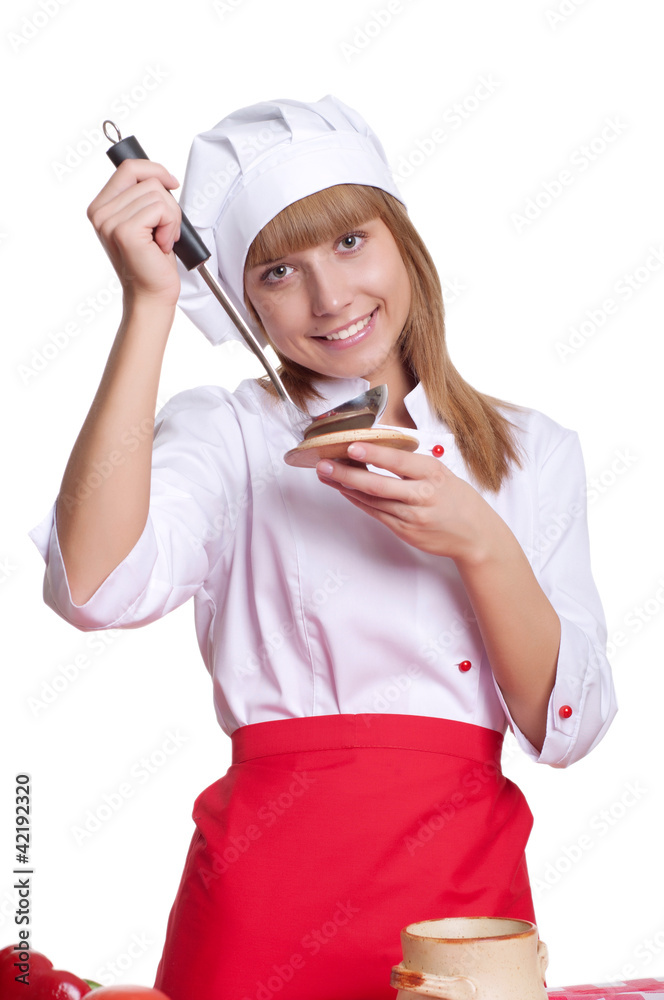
[0,945,171,999]
[0,944,91,998]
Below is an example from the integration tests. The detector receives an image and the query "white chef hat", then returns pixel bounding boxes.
[177,94,405,348]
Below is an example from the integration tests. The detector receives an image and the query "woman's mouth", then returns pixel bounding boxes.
[313,308,377,349]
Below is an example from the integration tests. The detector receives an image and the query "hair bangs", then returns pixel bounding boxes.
[245,184,389,270]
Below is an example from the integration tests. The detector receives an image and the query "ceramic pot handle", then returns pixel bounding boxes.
[391,966,477,999]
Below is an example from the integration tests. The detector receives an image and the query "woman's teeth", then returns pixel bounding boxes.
[323,313,372,340]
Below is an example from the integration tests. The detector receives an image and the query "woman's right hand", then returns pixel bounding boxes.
[87,159,182,308]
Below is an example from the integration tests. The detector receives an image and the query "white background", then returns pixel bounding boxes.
[2,0,663,991]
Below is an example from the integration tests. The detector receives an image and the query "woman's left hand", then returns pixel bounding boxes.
[316,441,501,563]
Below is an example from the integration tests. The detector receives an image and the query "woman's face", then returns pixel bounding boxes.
[244,217,411,385]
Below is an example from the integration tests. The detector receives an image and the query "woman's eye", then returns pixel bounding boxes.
[262,263,293,283]
[338,232,366,251]
[259,232,367,283]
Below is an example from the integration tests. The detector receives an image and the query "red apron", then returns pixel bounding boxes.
[154,714,535,1000]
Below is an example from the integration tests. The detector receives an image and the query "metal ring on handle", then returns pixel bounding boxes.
[102,120,122,144]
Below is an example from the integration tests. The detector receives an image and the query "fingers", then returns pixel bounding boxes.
[316,459,404,500]
[86,160,184,302]
[316,442,448,501]
[99,190,181,255]
[89,162,181,251]
[346,441,444,479]
[87,158,179,219]
[316,470,412,527]
[333,488,402,526]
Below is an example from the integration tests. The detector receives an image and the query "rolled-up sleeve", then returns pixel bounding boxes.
[28,386,242,632]
[493,426,618,767]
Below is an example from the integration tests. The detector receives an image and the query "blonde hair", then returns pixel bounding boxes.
[244,184,522,491]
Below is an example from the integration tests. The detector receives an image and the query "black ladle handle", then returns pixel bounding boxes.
[103,123,210,272]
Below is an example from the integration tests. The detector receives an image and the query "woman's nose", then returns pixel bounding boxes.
[308,265,353,316]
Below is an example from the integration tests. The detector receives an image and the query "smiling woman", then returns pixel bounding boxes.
[244,213,414,426]
[243,181,523,488]
[28,94,617,1000]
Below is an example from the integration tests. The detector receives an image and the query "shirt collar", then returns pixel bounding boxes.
[400,380,448,432]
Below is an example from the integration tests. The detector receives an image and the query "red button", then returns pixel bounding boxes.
[432,445,445,457]
[458,660,472,672]
[559,705,573,719]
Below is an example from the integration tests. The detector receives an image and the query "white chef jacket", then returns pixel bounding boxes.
[28,375,617,768]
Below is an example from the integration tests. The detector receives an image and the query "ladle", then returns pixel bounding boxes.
[102,121,419,466]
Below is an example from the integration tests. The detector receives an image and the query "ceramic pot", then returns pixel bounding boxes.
[390,916,549,1000]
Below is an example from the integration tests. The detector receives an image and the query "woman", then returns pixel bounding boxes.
[29,95,617,1000]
